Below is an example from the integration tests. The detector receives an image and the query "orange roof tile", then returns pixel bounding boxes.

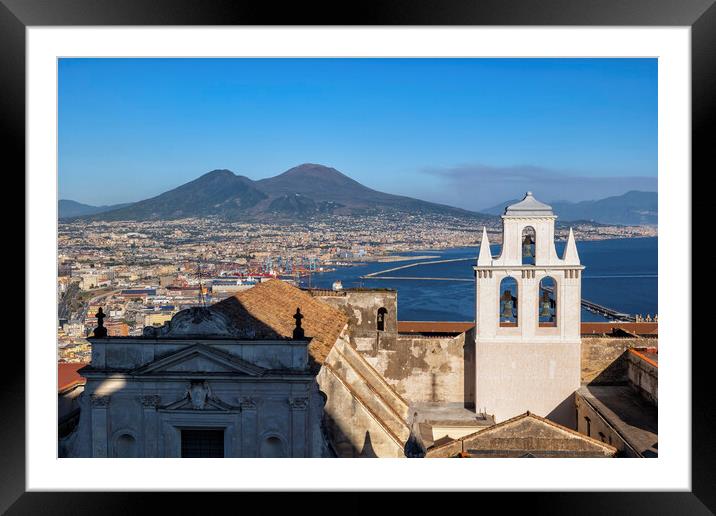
[397,321,475,334]
[580,322,658,335]
[58,362,87,392]
[212,279,349,372]
[628,348,658,367]
[397,321,658,336]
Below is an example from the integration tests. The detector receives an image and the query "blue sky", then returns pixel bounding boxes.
[58,58,657,210]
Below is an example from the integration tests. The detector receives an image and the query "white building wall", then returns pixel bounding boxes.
[474,198,583,428]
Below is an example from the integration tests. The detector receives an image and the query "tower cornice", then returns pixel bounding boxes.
[501,215,558,220]
[473,265,585,271]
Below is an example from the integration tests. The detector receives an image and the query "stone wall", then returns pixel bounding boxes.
[575,389,640,457]
[354,332,658,409]
[581,337,658,385]
[312,289,398,355]
[312,289,475,406]
[627,351,658,405]
[317,333,410,457]
[360,329,475,406]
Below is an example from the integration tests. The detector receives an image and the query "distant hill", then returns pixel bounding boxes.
[74,169,268,221]
[267,194,344,216]
[256,164,479,217]
[71,164,488,222]
[59,199,132,219]
[482,191,657,226]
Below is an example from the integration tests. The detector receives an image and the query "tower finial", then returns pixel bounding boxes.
[477,227,492,266]
[562,227,580,265]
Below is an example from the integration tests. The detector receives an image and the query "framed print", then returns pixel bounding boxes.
[4,0,711,512]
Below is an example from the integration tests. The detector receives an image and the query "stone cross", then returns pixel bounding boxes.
[293,307,305,339]
[93,307,108,338]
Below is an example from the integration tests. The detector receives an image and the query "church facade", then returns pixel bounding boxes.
[62,307,330,458]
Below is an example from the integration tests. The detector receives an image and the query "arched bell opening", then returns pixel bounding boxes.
[538,276,557,327]
[377,307,388,331]
[499,277,519,327]
[521,226,536,265]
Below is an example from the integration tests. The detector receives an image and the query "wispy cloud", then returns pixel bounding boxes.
[419,164,657,211]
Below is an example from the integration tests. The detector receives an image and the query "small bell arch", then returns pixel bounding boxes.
[499,276,519,327]
[538,276,557,326]
[521,226,536,265]
[377,307,388,331]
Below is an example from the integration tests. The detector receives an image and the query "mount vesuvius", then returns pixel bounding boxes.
[65,164,487,222]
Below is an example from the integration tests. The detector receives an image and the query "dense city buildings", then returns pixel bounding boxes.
[57,213,656,362]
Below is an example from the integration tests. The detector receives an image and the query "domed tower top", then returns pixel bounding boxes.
[483,191,570,267]
[504,192,554,217]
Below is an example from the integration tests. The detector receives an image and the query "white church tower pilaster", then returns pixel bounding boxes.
[474,192,584,427]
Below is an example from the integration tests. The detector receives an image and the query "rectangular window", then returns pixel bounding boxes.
[180,428,225,458]
[585,416,591,437]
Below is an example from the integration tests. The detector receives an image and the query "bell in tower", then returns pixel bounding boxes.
[539,290,555,321]
[523,234,534,257]
[521,226,536,265]
[500,289,518,323]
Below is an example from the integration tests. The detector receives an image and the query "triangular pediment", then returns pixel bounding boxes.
[162,395,237,412]
[458,413,616,455]
[132,344,265,376]
[473,415,577,440]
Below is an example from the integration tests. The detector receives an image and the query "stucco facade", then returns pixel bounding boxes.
[61,309,329,458]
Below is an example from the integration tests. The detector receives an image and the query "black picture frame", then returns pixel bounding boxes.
[3,0,708,513]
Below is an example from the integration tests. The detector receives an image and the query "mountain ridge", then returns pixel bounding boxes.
[69,164,485,222]
[482,190,657,226]
[62,165,657,226]
[59,200,133,219]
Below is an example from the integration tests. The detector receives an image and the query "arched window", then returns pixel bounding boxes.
[522,226,536,265]
[538,276,557,327]
[114,433,137,458]
[261,436,286,458]
[377,307,388,331]
[499,277,519,327]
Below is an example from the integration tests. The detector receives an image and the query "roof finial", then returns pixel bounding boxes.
[526,191,533,196]
[293,307,305,339]
[93,307,108,338]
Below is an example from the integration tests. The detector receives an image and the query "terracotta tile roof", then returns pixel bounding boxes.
[397,321,658,336]
[581,322,658,336]
[629,348,658,367]
[212,279,348,372]
[397,321,475,334]
[58,362,87,392]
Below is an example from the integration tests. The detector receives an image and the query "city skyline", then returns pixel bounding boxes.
[59,58,657,209]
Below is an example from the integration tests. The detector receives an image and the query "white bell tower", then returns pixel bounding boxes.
[474,192,584,427]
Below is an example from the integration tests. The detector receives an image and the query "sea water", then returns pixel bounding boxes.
[307,237,658,322]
